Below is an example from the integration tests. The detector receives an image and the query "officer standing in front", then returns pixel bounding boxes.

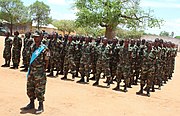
[21,31,50,114]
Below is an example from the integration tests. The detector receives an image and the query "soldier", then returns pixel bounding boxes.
[92,38,112,87]
[89,37,101,80]
[74,36,83,77]
[113,40,124,90]
[21,32,31,71]
[128,39,137,88]
[153,38,163,90]
[136,42,155,97]
[10,31,22,69]
[61,35,76,80]
[77,36,92,83]
[121,39,132,92]
[25,36,34,71]
[104,38,119,83]
[59,34,68,75]
[47,33,63,77]
[133,39,142,85]
[21,31,50,114]
[2,32,12,67]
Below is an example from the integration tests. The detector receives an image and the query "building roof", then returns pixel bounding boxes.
[32,22,58,29]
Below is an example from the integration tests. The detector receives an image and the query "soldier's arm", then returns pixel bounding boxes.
[44,49,50,69]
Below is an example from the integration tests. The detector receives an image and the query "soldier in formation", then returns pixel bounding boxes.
[2,31,177,98]
[2,32,12,67]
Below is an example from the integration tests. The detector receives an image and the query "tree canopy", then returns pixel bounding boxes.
[29,1,52,30]
[0,0,29,35]
[52,20,76,35]
[74,0,163,39]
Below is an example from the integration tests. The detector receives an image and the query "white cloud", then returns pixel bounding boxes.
[50,11,77,20]
[140,0,180,8]
[145,18,180,36]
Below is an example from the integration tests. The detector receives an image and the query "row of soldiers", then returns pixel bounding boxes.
[44,33,177,97]
[2,31,177,97]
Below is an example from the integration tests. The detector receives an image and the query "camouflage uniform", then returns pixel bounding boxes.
[2,36,13,67]
[61,40,76,79]
[137,43,155,97]
[113,43,124,90]
[109,42,119,81]
[128,43,137,87]
[121,43,132,92]
[22,36,30,67]
[27,43,50,102]
[74,40,82,77]
[12,35,22,68]
[90,40,100,80]
[48,37,63,77]
[77,41,92,83]
[93,43,111,86]
[26,38,34,68]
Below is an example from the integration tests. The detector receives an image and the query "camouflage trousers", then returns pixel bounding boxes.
[12,48,21,65]
[3,47,11,60]
[27,68,47,102]
[122,65,131,86]
[63,55,76,75]
[50,54,62,72]
[79,58,91,78]
[95,59,111,81]
[140,65,154,88]
[116,64,123,83]
[22,48,27,65]
[110,60,117,78]
[74,57,81,75]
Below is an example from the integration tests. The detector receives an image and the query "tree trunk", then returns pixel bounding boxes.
[105,26,116,39]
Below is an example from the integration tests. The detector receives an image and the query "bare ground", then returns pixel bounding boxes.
[0,36,180,116]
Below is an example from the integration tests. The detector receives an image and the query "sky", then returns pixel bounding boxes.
[22,0,180,36]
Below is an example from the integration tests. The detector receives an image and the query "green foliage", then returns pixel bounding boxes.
[76,27,105,37]
[175,36,180,39]
[0,0,28,23]
[74,0,163,39]
[159,31,169,37]
[29,1,52,30]
[52,20,75,34]
[116,28,143,39]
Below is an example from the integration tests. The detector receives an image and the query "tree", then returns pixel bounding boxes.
[29,1,52,30]
[74,0,163,39]
[159,31,169,37]
[0,0,28,35]
[52,20,75,35]
[76,27,105,37]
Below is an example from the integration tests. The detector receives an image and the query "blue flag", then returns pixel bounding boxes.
[27,44,47,78]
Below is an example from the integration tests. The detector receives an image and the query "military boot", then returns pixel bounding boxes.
[147,87,150,97]
[93,79,99,86]
[113,83,120,90]
[2,60,8,67]
[136,85,144,95]
[124,85,128,92]
[35,102,44,114]
[21,99,34,110]
[90,75,96,80]
[77,76,85,83]
[151,84,155,92]
[61,75,67,80]
[47,70,54,77]
[1,63,7,67]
